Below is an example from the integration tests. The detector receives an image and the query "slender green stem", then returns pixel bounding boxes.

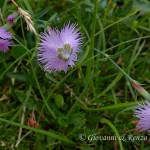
[74,0,90,39]
[94,48,150,101]
[2,0,8,15]
[96,9,140,38]
[83,9,140,48]
[101,118,124,150]
[11,85,32,121]
[104,35,150,53]
[126,79,137,101]
[0,109,17,117]
[97,14,106,51]
[13,36,32,53]
[125,37,142,101]
[90,73,123,102]
[111,89,117,104]
[94,48,133,81]
[3,85,32,129]
[103,0,112,25]
[81,101,144,111]
[85,0,98,81]
[0,49,34,80]
[75,0,82,27]
[107,55,133,81]
[31,64,57,119]
[20,18,27,47]
[67,73,92,116]
[0,118,75,144]
[23,0,34,14]
[26,31,40,65]
[0,9,5,24]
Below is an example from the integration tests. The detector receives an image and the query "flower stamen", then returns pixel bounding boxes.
[57,43,73,62]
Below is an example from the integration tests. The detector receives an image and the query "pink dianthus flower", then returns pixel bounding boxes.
[37,23,83,73]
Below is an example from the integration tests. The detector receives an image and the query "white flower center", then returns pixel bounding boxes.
[57,43,73,62]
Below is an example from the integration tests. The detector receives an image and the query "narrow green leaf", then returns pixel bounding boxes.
[45,73,59,84]
[35,7,52,18]
[0,118,75,144]
[80,101,144,111]
[7,72,27,82]
[101,118,124,150]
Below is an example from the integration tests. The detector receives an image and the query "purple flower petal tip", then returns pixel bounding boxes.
[134,100,150,132]
[0,39,12,53]
[0,27,13,53]
[0,27,12,39]
[37,22,83,73]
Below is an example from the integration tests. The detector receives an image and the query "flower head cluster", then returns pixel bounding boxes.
[7,14,15,23]
[0,27,13,53]
[134,100,150,133]
[37,23,82,73]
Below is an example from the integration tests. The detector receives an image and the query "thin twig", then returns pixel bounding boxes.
[11,0,19,7]
[15,107,26,147]
[15,131,32,147]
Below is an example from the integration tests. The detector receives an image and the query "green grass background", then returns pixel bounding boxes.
[0,0,150,149]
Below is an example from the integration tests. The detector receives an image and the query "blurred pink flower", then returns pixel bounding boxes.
[0,27,12,39]
[0,39,13,53]
[7,14,15,23]
[0,27,13,53]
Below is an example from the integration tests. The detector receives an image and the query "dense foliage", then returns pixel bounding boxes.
[1,0,150,149]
